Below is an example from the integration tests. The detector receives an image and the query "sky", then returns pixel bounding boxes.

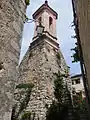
[20,0,81,75]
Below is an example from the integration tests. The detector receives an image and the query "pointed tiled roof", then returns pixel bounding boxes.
[32,1,58,19]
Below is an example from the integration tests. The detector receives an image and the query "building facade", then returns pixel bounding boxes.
[71,74,85,98]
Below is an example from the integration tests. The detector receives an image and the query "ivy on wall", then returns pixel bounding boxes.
[11,83,34,120]
[25,0,30,6]
[71,42,80,63]
[46,71,72,120]
[72,91,89,120]
[56,52,61,60]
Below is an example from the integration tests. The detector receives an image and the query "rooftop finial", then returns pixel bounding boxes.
[45,0,48,4]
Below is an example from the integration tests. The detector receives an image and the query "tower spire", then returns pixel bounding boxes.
[45,0,48,4]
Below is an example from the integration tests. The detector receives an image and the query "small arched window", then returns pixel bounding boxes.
[49,17,53,28]
[38,17,42,24]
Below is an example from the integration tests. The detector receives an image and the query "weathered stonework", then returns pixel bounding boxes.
[13,2,72,120]
[17,35,71,120]
[0,0,26,119]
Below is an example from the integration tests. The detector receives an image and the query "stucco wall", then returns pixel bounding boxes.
[75,0,90,95]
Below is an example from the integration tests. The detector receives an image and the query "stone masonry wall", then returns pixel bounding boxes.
[17,37,71,120]
[0,0,26,119]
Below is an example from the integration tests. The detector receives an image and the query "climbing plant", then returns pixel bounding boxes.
[56,52,61,60]
[11,83,34,120]
[25,0,30,6]
[46,71,71,120]
[54,71,68,103]
[71,42,80,63]
[72,91,89,120]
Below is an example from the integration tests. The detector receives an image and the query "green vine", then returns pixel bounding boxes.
[54,71,69,103]
[25,0,30,6]
[21,111,31,120]
[21,112,35,120]
[71,42,80,63]
[72,91,89,119]
[18,88,32,115]
[46,71,71,120]
[16,83,34,89]
[56,52,61,60]
[29,52,33,59]
[11,83,34,120]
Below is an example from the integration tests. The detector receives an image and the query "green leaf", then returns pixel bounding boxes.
[25,0,30,5]
[16,83,34,89]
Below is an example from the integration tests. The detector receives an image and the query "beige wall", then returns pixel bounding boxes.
[75,0,90,95]
[33,9,57,38]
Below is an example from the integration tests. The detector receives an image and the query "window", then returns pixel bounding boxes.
[75,78,80,84]
[72,80,74,85]
[49,17,53,28]
[76,91,82,97]
[0,62,3,70]
[38,17,42,24]
[72,88,76,94]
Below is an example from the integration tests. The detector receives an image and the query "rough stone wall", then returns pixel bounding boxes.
[18,36,71,120]
[0,0,26,119]
[75,0,90,95]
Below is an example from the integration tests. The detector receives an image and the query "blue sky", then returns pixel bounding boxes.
[20,0,81,75]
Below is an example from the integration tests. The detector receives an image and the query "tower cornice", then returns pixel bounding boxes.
[30,34,59,50]
[33,31,57,41]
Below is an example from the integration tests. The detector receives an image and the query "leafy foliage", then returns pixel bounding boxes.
[71,42,80,63]
[16,83,34,89]
[72,91,89,119]
[25,0,30,6]
[21,111,31,120]
[54,71,68,103]
[56,52,61,60]
[18,88,32,115]
[46,101,68,120]
[46,71,71,120]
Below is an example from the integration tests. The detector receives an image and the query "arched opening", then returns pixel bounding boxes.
[38,17,42,24]
[49,17,53,29]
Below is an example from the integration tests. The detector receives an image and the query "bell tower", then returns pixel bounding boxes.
[33,0,58,42]
[17,1,71,120]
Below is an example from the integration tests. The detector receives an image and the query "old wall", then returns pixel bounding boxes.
[75,0,90,95]
[0,0,26,119]
[17,36,71,120]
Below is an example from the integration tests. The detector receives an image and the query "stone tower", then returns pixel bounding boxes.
[0,0,26,120]
[17,1,71,120]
